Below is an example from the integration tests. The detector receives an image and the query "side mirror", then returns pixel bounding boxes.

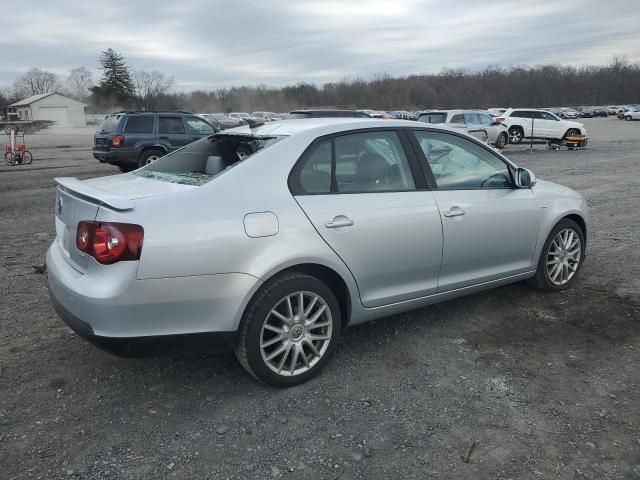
[515,167,536,188]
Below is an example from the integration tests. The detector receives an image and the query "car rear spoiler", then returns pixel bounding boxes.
[54,177,134,211]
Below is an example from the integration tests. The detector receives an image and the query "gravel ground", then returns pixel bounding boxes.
[1,119,639,480]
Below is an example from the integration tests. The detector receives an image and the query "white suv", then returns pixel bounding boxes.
[499,108,586,144]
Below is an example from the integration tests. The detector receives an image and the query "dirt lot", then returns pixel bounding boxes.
[1,119,639,479]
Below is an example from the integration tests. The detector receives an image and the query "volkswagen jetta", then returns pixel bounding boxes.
[47,118,589,386]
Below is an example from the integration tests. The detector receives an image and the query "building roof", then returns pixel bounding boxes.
[9,92,85,107]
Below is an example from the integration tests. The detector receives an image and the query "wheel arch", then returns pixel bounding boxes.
[138,145,167,159]
[564,213,587,247]
[259,263,352,328]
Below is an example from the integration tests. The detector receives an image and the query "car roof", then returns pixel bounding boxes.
[219,117,459,138]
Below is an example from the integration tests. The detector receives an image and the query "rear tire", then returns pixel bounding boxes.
[495,132,508,149]
[22,151,32,164]
[527,218,585,292]
[137,149,164,169]
[508,127,524,144]
[5,152,14,166]
[235,272,342,387]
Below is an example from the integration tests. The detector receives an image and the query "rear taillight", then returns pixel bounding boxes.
[76,221,144,264]
[495,117,505,123]
[111,134,125,148]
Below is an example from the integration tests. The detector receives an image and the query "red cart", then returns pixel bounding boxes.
[5,128,33,165]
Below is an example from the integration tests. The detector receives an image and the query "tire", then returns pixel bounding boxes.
[527,218,585,292]
[5,152,14,166]
[625,116,633,121]
[22,151,32,164]
[508,127,524,144]
[137,149,164,168]
[495,132,508,149]
[235,272,342,387]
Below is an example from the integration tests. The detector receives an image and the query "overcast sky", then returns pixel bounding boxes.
[1,0,639,90]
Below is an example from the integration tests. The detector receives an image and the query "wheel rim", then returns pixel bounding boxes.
[546,228,581,286]
[509,130,521,142]
[260,291,333,377]
[145,155,160,165]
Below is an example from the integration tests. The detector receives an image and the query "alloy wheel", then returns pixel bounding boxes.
[259,291,333,376]
[509,129,522,143]
[546,228,581,286]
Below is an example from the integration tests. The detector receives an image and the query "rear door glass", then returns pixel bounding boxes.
[97,115,121,133]
[123,116,154,133]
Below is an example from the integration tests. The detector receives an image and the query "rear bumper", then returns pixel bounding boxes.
[92,148,139,165]
[47,241,261,344]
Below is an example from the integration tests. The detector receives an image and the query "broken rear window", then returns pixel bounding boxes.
[135,133,285,185]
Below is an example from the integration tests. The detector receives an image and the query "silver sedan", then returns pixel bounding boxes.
[47,119,589,386]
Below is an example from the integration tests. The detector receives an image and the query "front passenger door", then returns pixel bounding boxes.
[411,130,539,291]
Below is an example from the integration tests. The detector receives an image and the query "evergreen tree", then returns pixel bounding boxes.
[96,48,134,100]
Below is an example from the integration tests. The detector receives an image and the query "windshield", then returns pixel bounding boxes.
[135,133,285,185]
[97,115,122,133]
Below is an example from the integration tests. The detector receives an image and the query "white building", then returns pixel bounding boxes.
[10,92,86,127]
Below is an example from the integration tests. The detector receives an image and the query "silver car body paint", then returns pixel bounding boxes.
[47,118,589,338]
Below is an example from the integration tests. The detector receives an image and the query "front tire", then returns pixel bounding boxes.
[509,127,524,144]
[235,272,342,387]
[527,218,585,292]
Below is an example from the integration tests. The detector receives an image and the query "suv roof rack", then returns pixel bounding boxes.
[110,110,194,115]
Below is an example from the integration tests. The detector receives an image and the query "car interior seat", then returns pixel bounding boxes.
[353,152,390,190]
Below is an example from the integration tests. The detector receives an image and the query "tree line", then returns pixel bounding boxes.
[1,51,639,114]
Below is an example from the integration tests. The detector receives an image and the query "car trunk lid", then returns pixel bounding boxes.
[54,176,194,272]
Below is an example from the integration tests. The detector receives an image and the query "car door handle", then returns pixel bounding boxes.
[325,215,354,228]
[443,206,465,217]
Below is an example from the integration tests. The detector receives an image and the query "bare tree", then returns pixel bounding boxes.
[14,68,60,97]
[132,70,174,111]
[66,66,93,100]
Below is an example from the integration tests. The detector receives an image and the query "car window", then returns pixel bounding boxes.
[123,116,154,134]
[296,139,332,194]
[292,131,416,194]
[412,131,512,189]
[418,113,446,124]
[510,111,532,119]
[334,131,415,193]
[185,117,215,135]
[540,112,557,121]
[450,114,465,124]
[159,117,186,134]
[464,112,480,125]
[97,115,122,133]
[478,113,493,126]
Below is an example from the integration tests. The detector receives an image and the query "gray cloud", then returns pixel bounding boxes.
[0,0,638,90]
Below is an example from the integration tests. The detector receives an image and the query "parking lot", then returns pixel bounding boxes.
[1,118,639,479]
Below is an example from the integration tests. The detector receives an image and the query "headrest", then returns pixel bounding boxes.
[206,155,225,175]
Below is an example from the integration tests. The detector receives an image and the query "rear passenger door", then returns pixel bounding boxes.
[158,116,190,151]
[291,129,443,308]
[121,115,156,147]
